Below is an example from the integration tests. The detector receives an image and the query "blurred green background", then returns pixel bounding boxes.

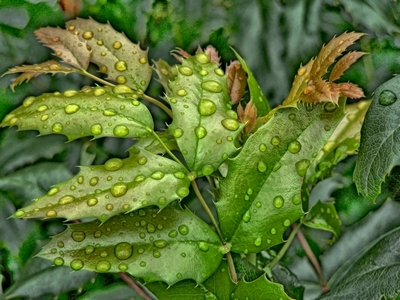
[2,1,400,299]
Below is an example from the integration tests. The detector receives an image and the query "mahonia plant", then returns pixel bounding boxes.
[1,18,367,298]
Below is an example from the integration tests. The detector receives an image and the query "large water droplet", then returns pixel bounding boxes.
[173,128,184,138]
[198,242,209,252]
[70,259,84,270]
[58,195,75,205]
[115,60,127,71]
[176,187,189,198]
[202,81,222,93]
[147,223,156,233]
[169,230,178,238]
[82,31,93,40]
[90,177,98,186]
[202,164,214,176]
[111,182,128,197]
[173,172,185,179]
[64,104,80,114]
[23,96,35,107]
[71,231,85,242]
[379,90,397,106]
[105,158,124,171]
[198,99,217,116]
[47,187,58,196]
[154,240,167,249]
[52,123,63,133]
[271,228,277,235]
[113,125,129,137]
[115,242,133,260]
[271,136,280,146]
[196,53,210,64]
[153,250,161,258]
[113,85,133,94]
[273,162,281,172]
[283,219,291,227]
[87,197,98,206]
[295,159,311,176]
[242,210,251,222]
[178,225,189,235]
[151,171,165,180]
[273,196,284,208]
[53,257,64,266]
[63,90,78,97]
[254,237,262,247]
[292,194,302,205]
[257,161,267,173]
[288,140,301,154]
[221,119,239,131]
[90,123,103,135]
[14,210,25,217]
[46,210,57,217]
[259,143,267,152]
[179,66,193,76]
[85,245,95,254]
[119,263,128,271]
[195,126,207,139]
[96,260,111,272]
[324,102,337,112]
[113,41,122,49]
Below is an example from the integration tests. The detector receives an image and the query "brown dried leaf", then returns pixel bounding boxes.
[153,59,178,96]
[329,51,366,82]
[35,27,91,69]
[282,59,314,107]
[171,48,190,62]
[335,82,365,99]
[3,60,80,91]
[203,45,220,64]
[237,100,257,134]
[311,32,364,79]
[226,60,247,105]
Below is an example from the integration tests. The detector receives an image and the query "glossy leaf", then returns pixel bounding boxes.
[132,131,179,155]
[3,60,80,91]
[1,86,153,141]
[303,200,341,242]
[167,53,243,175]
[321,227,400,300]
[35,27,91,69]
[66,18,153,91]
[231,275,291,300]
[12,146,190,222]
[354,76,400,201]
[38,204,224,286]
[216,101,345,253]
[231,48,270,116]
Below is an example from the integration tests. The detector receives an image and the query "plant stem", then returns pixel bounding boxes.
[268,222,302,270]
[139,93,173,118]
[150,131,184,167]
[226,252,238,283]
[295,226,327,289]
[119,272,152,300]
[80,69,115,87]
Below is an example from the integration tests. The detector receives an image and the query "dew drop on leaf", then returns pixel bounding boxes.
[178,225,189,235]
[288,140,302,154]
[58,195,75,205]
[40,115,49,121]
[168,230,178,238]
[292,194,302,205]
[173,128,184,138]
[57,241,64,248]
[179,66,193,76]
[71,231,85,242]
[46,210,57,217]
[324,125,331,131]
[271,228,277,235]
[221,118,239,131]
[96,261,111,272]
[114,242,133,260]
[52,123,63,133]
[202,164,214,176]
[176,187,190,198]
[194,126,207,139]
[104,158,124,171]
[273,196,284,208]
[138,156,147,165]
[113,125,129,137]
[379,90,397,106]
[90,177,99,186]
[53,257,64,266]
[198,242,209,252]
[214,68,224,76]
[14,210,25,217]
[111,182,128,197]
[176,273,183,279]
[154,240,167,249]
[113,41,122,49]
[176,89,187,96]
[23,96,35,107]
[173,172,185,179]
[195,53,210,64]
[199,70,208,76]
[283,219,291,227]
[93,88,106,96]
[271,136,280,146]
[87,197,98,206]
[140,261,146,267]
[254,237,262,247]
[324,102,337,112]
[106,203,114,211]
[85,246,95,254]
[116,75,126,84]
[113,85,133,94]
[115,60,127,72]
[151,171,165,180]
[201,81,222,93]
[242,210,251,222]
[82,31,93,40]
[295,159,311,176]
[70,259,84,270]
[259,143,267,152]
[153,250,161,258]
[147,223,156,233]
[63,90,78,97]
[257,161,267,173]
[158,197,167,205]
[94,230,102,238]
[289,113,296,120]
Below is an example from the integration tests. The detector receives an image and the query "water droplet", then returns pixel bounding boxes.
[115,60,127,71]
[139,57,147,64]
[295,159,311,176]
[52,123,63,133]
[115,242,133,260]
[103,109,116,116]
[96,260,111,272]
[113,85,133,94]
[273,196,284,208]
[177,89,188,97]
[116,75,127,84]
[90,177,99,186]
[46,210,57,217]
[214,68,224,76]
[153,250,161,258]
[53,257,64,266]
[288,140,301,154]
[173,128,183,138]
[58,195,75,205]
[324,125,331,131]
[179,66,193,76]
[113,125,129,137]
[113,41,122,49]
[242,210,251,222]
[202,81,222,93]
[176,273,183,279]
[379,90,397,106]
[247,188,253,195]
[104,158,124,171]
[137,157,147,166]
[202,164,214,176]
[71,231,85,242]
[23,96,35,107]
[158,197,167,205]
[221,119,239,131]
[85,245,95,254]
[178,225,189,235]
[140,261,146,267]
[111,182,128,197]
[168,230,179,239]
[272,162,281,172]
[70,259,84,270]
[254,237,262,247]
[195,126,207,139]
[14,210,25,217]
[87,197,98,206]
[106,203,114,211]
[181,253,186,257]
[176,187,189,198]
[151,171,164,180]
[93,88,106,96]
[63,90,78,97]
[154,240,167,249]
[259,143,267,152]
[289,113,296,120]
[82,30,93,40]
[324,102,337,112]
[40,115,49,121]
[216,138,222,144]
[173,172,185,179]
[283,219,291,227]
[147,223,156,233]
[198,242,209,252]
[271,136,280,146]
[196,53,210,64]
[57,241,64,248]
[257,161,267,173]
[199,70,208,76]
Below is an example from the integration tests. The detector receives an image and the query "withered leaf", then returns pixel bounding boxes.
[237,100,257,134]
[329,51,366,82]
[226,60,247,105]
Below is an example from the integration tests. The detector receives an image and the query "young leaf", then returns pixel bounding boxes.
[321,226,400,300]
[329,52,365,82]
[216,101,345,253]
[231,275,291,300]
[354,76,400,202]
[12,146,190,222]
[1,86,153,141]
[303,200,341,242]
[226,60,247,105]
[65,18,152,91]
[38,204,224,286]
[3,60,80,91]
[231,48,270,116]
[167,53,243,176]
[35,27,91,69]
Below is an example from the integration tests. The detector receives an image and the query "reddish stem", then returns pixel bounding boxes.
[119,272,152,300]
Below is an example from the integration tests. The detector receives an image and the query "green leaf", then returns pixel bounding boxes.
[38,204,223,285]
[35,27,91,69]
[133,131,179,155]
[216,101,345,253]
[271,264,305,300]
[303,200,341,242]
[231,48,270,116]
[354,76,400,201]
[167,53,243,175]
[65,18,153,91]
[76,283,144,300]
[231,275,291,300]
[154,59,178,96]
[1,86,154,141]
[320,226,400,300]
[12,146,190,222]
